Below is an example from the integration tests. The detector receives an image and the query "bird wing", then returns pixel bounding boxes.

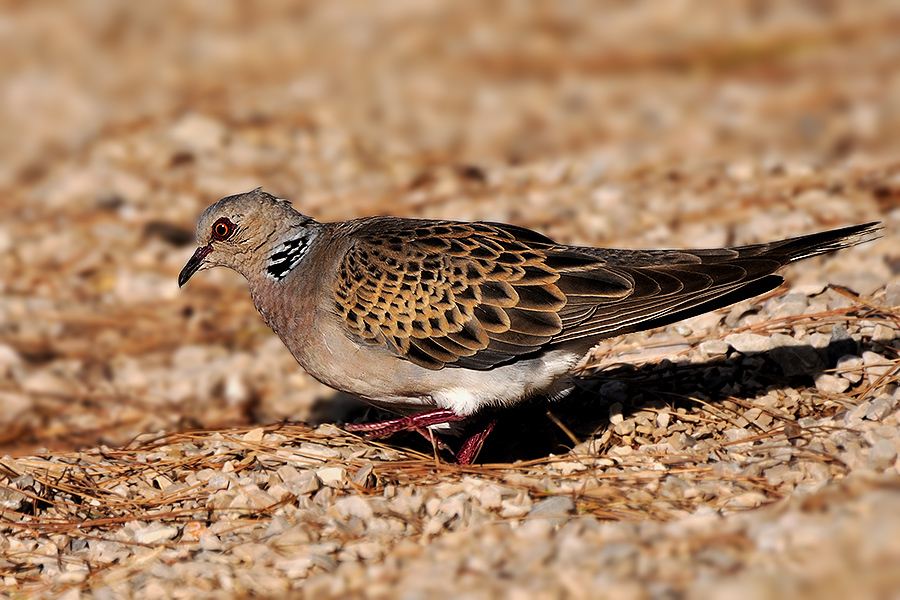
[332,218,627,369]
[332,218,880,370]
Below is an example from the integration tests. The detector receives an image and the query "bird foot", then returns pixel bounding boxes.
[345,409,496,464]
[454,419,497,465]
[414,427,451,451]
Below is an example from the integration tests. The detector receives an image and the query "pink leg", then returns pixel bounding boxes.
[455,419,497,465]
[344,408,466,438]
[345,409,498,464]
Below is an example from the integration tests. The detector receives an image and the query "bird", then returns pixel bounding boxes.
[178,188,880,463]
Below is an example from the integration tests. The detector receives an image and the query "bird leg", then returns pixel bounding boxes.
[344,408,467,438]
[345,409,497,464]
[454,419,497,465]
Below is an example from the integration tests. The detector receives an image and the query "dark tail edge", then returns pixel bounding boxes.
[741,221,882,263]
[625,221,882,337]
[616,275,785,337]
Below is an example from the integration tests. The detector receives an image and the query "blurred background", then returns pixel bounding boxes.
[0,0,898,453]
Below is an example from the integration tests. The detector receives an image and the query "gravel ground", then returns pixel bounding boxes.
[1,2,900,598]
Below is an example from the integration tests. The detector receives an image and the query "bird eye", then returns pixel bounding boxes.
[211,218,234,241]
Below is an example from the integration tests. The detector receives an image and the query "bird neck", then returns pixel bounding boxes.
[245,223,329,340]
[262,225,320,282]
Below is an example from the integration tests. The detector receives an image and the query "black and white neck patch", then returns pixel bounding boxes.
[266,232,312,280]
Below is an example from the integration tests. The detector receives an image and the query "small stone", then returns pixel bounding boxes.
[500,496,533,518]
[832,272,886,297]
[862,351,892,384]
[873,324,895,343]
[242,485,278,509]
[299,442,343,459]
[724,333,770,354]
[845,401,872,427]
[807,332,832,349]
[555,461,588,475]
[797,416,818,429]
[770,294,808,318]
[865,394,896,421]
[133,524,179,544]
[291,471,320,496]
[743,408,762,423]
[313,487,334,507]
[232,542,271,564]
[725,300,757,327]
[884,279,900,307]
[182,521,208,541]
[477,485,504,509]
[330,496,374,521]
[527,496,575,526]
[351,464,376,489]
[723,428,751,443]
[276,464,302,483]
[783,423,802,440]
[699,340,730,357]
[242,427,265,442]
[0,486,25,510]
[614,419,635,436]
[725,491,767,508]
[814,373,850,394]
[836,355,864,383]
[609,445,633,456]
[608,402,624,425]
[316,467,345,487]
[763,464,793,486]
[57,569,88,585]
[681,312,724,335]
[274,556,313,578]
[341,541,382,561]
[867,439,898,471]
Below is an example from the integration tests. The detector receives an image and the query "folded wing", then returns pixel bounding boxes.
[332,219,880,370]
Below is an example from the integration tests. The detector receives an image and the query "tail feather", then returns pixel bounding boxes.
[732,221,882,263]
[550,221,882,347]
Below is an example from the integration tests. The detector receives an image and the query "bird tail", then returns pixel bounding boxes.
[551,221,882,345]
[735,221,882,263]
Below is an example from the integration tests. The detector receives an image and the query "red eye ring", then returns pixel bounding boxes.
[212,218,234,240]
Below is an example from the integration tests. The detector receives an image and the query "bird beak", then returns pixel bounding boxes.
[178,245,213,288]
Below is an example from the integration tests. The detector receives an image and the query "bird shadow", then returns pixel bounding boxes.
[310,335,872,464]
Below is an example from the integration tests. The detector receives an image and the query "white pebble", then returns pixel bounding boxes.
[316,467,345,487]
[836,355,864,383]
[133,524,179,545]
[608,402,624,425]
[724,333,770,354]
[873,324,896,343]
[814,373,850,395]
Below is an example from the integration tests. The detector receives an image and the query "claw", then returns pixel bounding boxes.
[455,419,497,465]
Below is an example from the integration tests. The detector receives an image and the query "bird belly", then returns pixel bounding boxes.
[264,285,585,416]
[428,349,582,415]
[289,313,583,416]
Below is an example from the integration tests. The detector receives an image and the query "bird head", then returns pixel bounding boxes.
[178,188,316,287]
